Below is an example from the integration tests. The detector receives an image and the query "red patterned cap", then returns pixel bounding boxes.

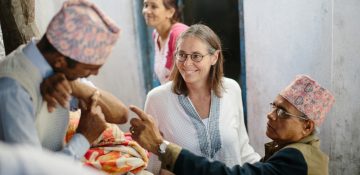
[280,75,335,126]
[46,0,120,65]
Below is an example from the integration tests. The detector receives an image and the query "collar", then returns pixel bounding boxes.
[23,38,54,79]
[262,134,319,162]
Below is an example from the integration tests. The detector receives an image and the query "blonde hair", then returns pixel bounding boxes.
[170,24,224,97]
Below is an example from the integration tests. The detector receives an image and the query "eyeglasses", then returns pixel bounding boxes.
[175,52,211,62]
[269,103,308,120]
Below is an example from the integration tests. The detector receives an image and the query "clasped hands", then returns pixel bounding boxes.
[40,73,106,144]
[40,73,163,149]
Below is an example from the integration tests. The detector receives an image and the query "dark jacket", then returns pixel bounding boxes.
[161,134,328,175]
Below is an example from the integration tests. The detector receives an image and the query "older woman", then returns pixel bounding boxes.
[130,74,335,175]
[140,24,260,174]
[143,0,188,84]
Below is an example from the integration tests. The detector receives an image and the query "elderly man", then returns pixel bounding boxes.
[129,75,335,175]
[0,0,127,159]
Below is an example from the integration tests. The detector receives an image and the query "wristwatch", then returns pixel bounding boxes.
[158,140,170,154]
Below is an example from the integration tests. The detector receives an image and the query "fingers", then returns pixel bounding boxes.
[47,89,70,109]
[40,73,72,110]
[93,106,105,121]
[90,90,100,111]
[44,95,57,113]
[60,77,72,94]
[129,105,149,121]
[55,83,72,101]
[130,118,142,127]
[78,99,87,111]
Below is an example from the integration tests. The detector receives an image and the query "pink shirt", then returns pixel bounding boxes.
[153,23,188,84]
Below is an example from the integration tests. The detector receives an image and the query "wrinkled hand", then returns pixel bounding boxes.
[76,91,107,144]
[40,73,72,112]
[129,105,163,155]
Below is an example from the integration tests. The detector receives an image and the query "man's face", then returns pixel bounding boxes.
[266,95,308,144]
[54,57,103,81]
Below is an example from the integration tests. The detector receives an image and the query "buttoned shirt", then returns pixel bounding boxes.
[0,39,89,159]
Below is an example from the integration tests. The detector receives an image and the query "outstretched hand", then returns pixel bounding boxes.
[40,73,72,112]
[129,105,163,155]
[76,91,107,144]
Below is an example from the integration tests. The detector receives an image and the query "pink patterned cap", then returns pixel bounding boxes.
[46,0,120,65]
[280,75,335,126]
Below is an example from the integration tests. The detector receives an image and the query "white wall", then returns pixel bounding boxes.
[244,0,360,174]
[35,0,146,130]
[327,0,360,173]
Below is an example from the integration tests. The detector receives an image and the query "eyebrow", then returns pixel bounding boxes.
[273,101,288,111]
[178,50,204,54]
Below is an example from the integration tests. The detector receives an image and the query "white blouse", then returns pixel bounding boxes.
[153,31,171,84]
[144,78,260,174]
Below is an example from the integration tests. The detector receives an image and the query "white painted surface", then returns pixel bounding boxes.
[244,0,360,173]
[327,0,360,173]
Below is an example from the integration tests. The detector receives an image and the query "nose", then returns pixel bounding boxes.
[91,69,99,76]
[183,55,194,66]
[267,110,277,121]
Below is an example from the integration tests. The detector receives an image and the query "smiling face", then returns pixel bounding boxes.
[266,95,314,144]
[175,36,219,87]
[142,0,174,28]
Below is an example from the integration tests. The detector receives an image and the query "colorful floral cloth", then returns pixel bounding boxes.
[46,0,120,65]
[280,75,335,126]
[66,110,151,174]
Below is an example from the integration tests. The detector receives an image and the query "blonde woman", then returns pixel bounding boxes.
[143,24,260,174]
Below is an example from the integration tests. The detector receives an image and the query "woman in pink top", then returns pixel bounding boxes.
[143,0,189,84]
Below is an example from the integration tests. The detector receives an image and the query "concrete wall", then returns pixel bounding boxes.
[244,0,360,174]
[328,0,360,173]
[35,0,146,130]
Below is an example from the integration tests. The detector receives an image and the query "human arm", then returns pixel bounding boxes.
[40,73,128,124]
[172,147,307,175]
[0,78,90,159]
[0,141,104,175]
[61,91,107,158]
[128,104,308,175]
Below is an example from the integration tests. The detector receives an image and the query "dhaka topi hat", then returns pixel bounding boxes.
[280,75,335,126]
[46,0,120,65]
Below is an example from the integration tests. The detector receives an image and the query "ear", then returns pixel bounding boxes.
[167,7,176,19]
[302,120,315,136]
[53,55,68,69]
[210,50,220,65]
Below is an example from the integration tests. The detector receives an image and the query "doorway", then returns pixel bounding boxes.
[182,0,248,124]
[182,0,241,82]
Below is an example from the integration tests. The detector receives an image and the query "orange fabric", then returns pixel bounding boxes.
[66,110,150,174]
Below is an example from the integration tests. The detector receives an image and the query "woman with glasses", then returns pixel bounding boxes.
[142,0,188,85]
[130,74,335,175]
[143,24,260,174]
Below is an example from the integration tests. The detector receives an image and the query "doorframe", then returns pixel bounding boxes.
[238,0,248,128]
[133,0,155,93]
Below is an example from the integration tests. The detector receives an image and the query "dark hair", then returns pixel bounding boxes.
[40,36,58,53]
[163,0,181,23]
[39,35,79,69]
[64,57,78,68]
[170,24,224,97]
